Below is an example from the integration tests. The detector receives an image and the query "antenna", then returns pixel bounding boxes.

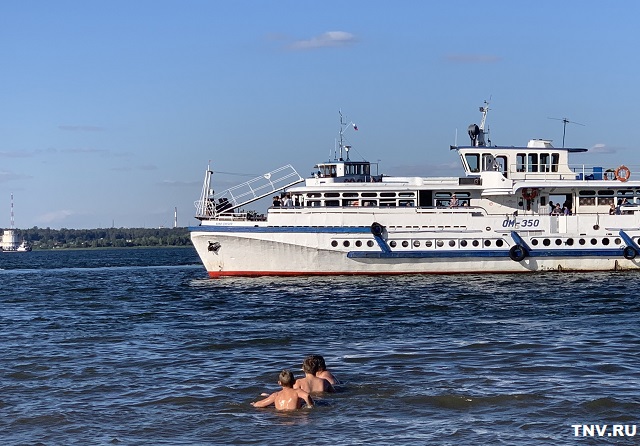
[10,193,15,229]
[548,117,585,148]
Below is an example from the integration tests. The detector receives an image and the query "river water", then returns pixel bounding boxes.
[1,248,639,445]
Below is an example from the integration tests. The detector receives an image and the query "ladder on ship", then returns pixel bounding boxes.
[195,164,303,218]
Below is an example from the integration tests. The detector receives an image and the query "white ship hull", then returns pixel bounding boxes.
[189,106,640,277]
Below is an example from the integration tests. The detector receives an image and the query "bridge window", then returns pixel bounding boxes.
[527,154,538,172]
[516,153,526,172]
[465,154,480,173]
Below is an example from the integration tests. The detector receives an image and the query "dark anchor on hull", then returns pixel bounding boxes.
[370,222,391,253]
[619,230,639,260]
[208,241,221,253]
[509,231,531,262]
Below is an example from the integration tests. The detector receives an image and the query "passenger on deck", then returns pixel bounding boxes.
[272,196,281,207]
[283,193,293,207]
[449,194,459,208]
[609,203,616,215]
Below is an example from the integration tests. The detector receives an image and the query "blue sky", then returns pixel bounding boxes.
[1,0,639,229]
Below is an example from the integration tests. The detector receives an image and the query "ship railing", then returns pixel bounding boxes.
[195,164,303,219]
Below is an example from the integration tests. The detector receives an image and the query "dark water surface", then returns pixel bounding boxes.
[1,248,639,445]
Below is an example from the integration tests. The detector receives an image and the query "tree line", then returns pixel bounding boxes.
[14,227,192,250]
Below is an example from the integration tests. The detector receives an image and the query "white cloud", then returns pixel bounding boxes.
[289,31,356,50]
[36,210,75,224]
[590,143,616,154]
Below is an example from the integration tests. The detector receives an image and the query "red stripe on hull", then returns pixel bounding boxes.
[206,269,529,278]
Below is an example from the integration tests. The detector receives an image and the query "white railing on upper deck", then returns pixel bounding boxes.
[195,164,303,219]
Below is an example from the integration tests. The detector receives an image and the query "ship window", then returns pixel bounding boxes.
[367,240,374,247]
[527,154,538,172]
[399,200,414,207]
[531,239,539,246]
[465,154,480,173]
[379,200,396,207]
[331,240,338,247]
[597,190,614,196]
[343,240,350,247]
[324,192,340,198]
[516,153,526,172]
[460,240,468,247]
[598,197,614,206]
[325,200,339,207]
[398,192,415,197]
[555,239,562,246]
[579,190,596,196]
[496,239,504,247]
[540,153,551,172]
[362,200,377,207]
[551,154,559,172]
[449,240,456,247]
[436,240,444,247]
[472,240,479,247]
[617,190,634,199]
[342,192,359,198]
[389,241,397,248]
[495,156,507,177]
[308,200,322,207]
[591,238,597,245]
[602,238,610,246]
[362,192,377,197]
[355,240,362,247]
[402,241,409,248]
[307,193,322,198]
[425,240,433,247]
[380,192,396,197]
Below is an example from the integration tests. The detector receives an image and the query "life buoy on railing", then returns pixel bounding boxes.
[615,165,631,182]
[521,188,538,200]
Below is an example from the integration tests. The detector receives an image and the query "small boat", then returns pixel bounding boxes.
[190,104,640,276]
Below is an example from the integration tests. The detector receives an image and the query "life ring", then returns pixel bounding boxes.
[371,222,384,237]
[623,246,637,260]
[509,245,527,262]
[615,165,631,182]
[521,188,538,200]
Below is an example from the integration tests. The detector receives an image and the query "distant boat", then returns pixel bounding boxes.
[1,194,31,253]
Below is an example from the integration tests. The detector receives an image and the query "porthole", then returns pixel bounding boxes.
[496,239,504,247]
[616,238,622,245]
[591,238,598,245]
[472,240,479,247]
[390,241,397,248]
[413,240,420,248]
[579,239,586,245]
[531,239,539,246]
[484,240,491,247]
[449,240,456,247]
[331,240,338,247]
[367,240,374,247]
[355,240,362,247]
[555,239,562,246]
[343,240,350,247]
[543,239,551,246]
[460,240,468,247]
[425,240,433,247]
[402,241,409,248]
[602,238,610,246]
[436,240,444,247]
[566,238,574,246]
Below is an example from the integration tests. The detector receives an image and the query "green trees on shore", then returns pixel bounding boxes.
[16,227,192,250]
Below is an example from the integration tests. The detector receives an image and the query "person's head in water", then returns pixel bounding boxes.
[302,356,319,375]
[278,369,295,388]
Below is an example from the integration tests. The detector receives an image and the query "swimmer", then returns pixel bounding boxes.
[312,354,339,385]
[294,356,334,394]
[251,369,313,410]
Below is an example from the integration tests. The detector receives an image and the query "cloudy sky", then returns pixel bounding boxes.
[1,0,639,228]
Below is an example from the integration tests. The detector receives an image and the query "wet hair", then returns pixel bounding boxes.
[302,356,319,374]
[279,369,295,388]
[312,354,327,372]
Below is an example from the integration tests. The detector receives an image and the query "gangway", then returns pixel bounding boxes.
[195,164,303,219]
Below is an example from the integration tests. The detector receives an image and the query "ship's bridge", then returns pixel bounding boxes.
[313,160,382,183]
[455,139,587,181]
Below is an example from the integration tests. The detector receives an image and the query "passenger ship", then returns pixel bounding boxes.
[190,105,640,277]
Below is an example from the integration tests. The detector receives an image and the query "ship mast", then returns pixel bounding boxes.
[10,193,15,230]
